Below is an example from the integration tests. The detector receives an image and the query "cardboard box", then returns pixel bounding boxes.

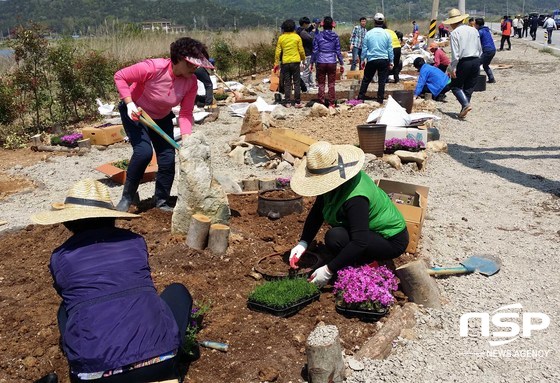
[376,178,429,254]
[82,124,125,146]
[95,154,157,185]
[402,81,417,91]
[269,70,280,92]
[385,126,428,143]
[346,70,364,80]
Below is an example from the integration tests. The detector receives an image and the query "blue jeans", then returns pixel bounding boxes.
[480,49,496,81]
[350,46,362,70]
[547,28,554,44]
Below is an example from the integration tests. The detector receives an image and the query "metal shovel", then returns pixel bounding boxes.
[428,255,501,277]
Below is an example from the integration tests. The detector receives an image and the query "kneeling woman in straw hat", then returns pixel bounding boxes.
[289,142,409,287]
[32,179,193,382]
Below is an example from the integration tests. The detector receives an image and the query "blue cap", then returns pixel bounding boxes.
[313,18,321,23]
[209,57,216,65]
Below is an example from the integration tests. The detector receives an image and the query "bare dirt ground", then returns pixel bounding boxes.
[1,36,559,383]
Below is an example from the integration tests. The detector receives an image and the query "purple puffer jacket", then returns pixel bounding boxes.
[311,30,344,65]
[49,227,179,374]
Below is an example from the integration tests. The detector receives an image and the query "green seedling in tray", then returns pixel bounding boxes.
[248,277,319,309]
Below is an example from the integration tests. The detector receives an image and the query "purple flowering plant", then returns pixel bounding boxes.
[384,137,425,152]
[276,177,291,188]
[333,265,398,312]
[60,133,83,147]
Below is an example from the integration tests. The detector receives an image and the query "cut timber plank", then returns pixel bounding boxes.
[273,128,317,146]
[245,129,316,158]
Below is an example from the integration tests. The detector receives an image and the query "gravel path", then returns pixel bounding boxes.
[2,37,559,382]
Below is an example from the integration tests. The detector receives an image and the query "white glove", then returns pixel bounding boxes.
[289,241,307,269]
[126,101,139,121]
[309,265,333,288]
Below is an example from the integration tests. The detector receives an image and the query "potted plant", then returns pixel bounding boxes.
[50,133,84,148]
[333,265,398,321]
[384,137,425,154]
[95,154,158,185]
[247,277,320,317]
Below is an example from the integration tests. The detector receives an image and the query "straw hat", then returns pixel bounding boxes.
[31,179,139,225]
[290,141,365,197]
[443,8,469,25]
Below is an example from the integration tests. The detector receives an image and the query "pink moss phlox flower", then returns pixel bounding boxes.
[60,133,83,145]
[333,265,398,308]
[384,137,425,150]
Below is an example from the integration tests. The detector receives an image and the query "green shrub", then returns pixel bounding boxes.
[338,32,351,52]
[248,278,319,308]
[253,42,275,72]
[0,76,16,125]
[211,39,235,77]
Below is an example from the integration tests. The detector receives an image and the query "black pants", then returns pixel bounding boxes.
[451,57,480,105]
[324,227,409,266]
[194,67,213,106]
[391,48,402,83]
[480,49,496,82]
[499,35,511,50]
[437,64,448,73]
[118,102,175,202]
[420,83,451,99]
[358,58,389,103]
[530,27,537,40]
[522,27,529,37]
[59,283,193,383]
[281,62,301,105]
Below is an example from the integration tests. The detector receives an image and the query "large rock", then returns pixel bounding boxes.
[172,132,231,235]
[239,104,263,135]
[426,140,447,152]
[309,102,329,117]
[394,150,427,170]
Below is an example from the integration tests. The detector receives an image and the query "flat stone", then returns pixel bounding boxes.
[309,102,329,117]
[347,357,365,371]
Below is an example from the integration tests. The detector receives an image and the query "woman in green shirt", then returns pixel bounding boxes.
[289,141,409,287]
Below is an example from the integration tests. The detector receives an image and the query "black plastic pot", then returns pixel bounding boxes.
[247,292,320,317]
[335,303,388,322]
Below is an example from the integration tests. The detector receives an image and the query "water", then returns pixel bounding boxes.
[0,48,14,58]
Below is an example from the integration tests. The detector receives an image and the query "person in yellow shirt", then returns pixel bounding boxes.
[274,19,306,108]
[384,24,403,83]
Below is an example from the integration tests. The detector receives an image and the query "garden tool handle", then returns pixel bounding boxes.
[428,266,472,276]
[136,109,180,151]
[213,72,236,93]
[199,340,228,352]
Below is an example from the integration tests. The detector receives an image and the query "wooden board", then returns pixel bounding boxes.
[245,129,316,158]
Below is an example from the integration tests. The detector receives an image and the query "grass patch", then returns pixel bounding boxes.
[540,47,553,54]
[248,277,319,309]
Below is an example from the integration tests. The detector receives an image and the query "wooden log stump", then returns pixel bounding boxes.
[35,145,78,153]
[31,134,42,147]
[208,224,230,255]
[355,303,417,360]
[258,178,277,191]
[186,214,211,250]
[78,138,91,150]
[395,260,442,309]
[242,178,259,191]
[306,324,345,383]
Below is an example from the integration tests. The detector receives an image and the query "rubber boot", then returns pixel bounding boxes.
[34,373,58,383]
[452,88,472,118]
[116,179,140,212]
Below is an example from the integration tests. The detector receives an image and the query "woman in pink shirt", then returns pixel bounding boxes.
[429,42,451,73]
[114,37,213,212]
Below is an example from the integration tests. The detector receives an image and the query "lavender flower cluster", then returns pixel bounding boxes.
[385,137,425,151]
[276,177,291,188]
[333,265,398,308]
[346,99,364,106]
[60,133,83,147]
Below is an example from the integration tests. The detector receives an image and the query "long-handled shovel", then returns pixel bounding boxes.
[135,108,180,150]
[213,72,242,101]
[428,254,501,277]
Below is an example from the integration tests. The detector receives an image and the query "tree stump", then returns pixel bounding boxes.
[186,214,211,250]
[258,178,277,191]
[208,224,230,255]
[242,178,259,191]
[395,260,442,309]
[306,324,345,383]
[31,134,42,147]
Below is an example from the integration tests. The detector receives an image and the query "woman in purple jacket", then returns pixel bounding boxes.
[32,179,193,382]
[311,16,344,107]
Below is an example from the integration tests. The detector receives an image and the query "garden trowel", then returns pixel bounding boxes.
[428,254,501,277]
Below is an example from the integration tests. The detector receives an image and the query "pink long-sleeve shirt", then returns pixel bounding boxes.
[433,48,450,67]
[114,58,196,135]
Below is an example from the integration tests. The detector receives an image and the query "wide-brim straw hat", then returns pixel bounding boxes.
[291,141,365,197]
[443,8,469,25]
[31,179,139,225]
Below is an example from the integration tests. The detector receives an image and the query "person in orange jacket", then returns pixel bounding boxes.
[499,16,512,51]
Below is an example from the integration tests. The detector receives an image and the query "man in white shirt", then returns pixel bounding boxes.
[444,8,482,119]
[543,15,557,44]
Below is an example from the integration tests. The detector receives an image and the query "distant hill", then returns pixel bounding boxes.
[0,0,558,35]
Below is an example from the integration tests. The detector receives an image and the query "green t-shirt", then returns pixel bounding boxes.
[322,171,406,238]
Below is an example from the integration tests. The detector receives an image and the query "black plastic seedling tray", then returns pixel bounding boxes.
[247,292,321,317]
[335,304,388,322]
